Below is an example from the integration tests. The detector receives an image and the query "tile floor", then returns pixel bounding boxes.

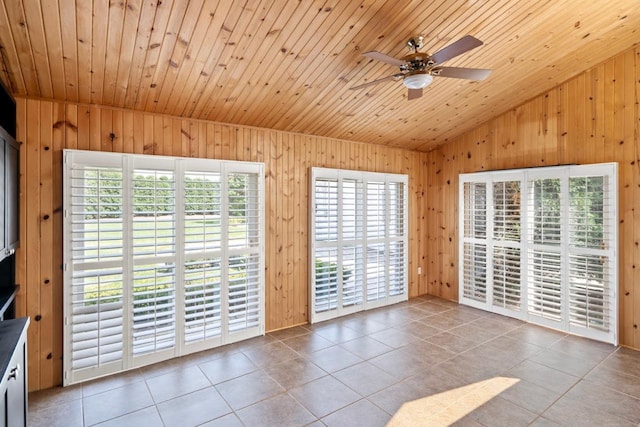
[29,295,640,426]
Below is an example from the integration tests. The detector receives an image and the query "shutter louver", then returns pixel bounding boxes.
[184,171,222,343]
[493,181,520,241]
[530,179,562,245]
[462,243,487,302]
[527,178,562,322]
[315,179,339,242]
[568,176,612,333]
[493,247,521,310]
[366,243,386,301]
[568,254,609,331]
[389,182,405,237]
[528,250,562,321]
[492,181,522,311]
[314,247,339,313]
[367,182,386,239]
[569,177,605,249]
[131,169,176,355]
[342,246,363,308]
[69,165,125,371]
[228,254,261,332]
[132,263,176,355]
[227,173,261,335]
[463,182,487,239]
[184,258,222,342]
[389,241,405,296]
[342,179,363,240]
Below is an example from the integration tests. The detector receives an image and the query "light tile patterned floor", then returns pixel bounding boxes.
[29,296,640,426]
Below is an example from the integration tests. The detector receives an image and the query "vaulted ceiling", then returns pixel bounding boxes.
[0,0,637,151]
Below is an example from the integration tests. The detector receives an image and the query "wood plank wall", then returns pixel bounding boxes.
[426,46,640,348]
[14,98,430,391]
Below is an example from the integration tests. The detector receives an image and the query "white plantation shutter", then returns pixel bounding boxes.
[226,172,262,337]
[388,182,407,297]
[461,182,488,304]
[389,241,406,296]
[314,247,339,313]
[367,182,386,239]
[183,171,222,345]
[459,164,617,344]
[315,179,339,242]
[366,181,386,303]
[342,246,364,307]
[492,180,522,312]
[366,243,386,302]
[527,250,562,322]
[527,178,563,323]
[66,155,125,376]
[342,179,364,308]
[493,247,521,309]
[310,168,408,323]
[64,151,264,384]
[131,165,177,357]
[567,174,615,337]
[462,243,487,302]
[313,178,340,315]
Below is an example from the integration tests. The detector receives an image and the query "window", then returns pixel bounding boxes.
[63,150,264,385]
[310,168,408,323]
[459,163,617,344]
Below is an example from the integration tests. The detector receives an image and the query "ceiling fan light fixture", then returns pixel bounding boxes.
[403,73,433,89]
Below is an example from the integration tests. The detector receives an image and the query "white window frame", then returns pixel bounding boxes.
[310,167,409,323]
[459,163,618,344]
[63,150,265,385]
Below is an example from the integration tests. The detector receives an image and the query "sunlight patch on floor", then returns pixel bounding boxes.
[387,376,520,427]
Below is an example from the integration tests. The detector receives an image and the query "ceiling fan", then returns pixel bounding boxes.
[350,35,491,100]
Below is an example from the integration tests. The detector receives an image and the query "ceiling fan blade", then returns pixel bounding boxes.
[407,88,422,100]
[431,35,483,64]
[350,73,403,90]
[362,51,406,67]
[437,67,492,80]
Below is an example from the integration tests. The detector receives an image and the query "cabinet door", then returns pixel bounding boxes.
[0,389,6,427]
[0,136,5,257]
[5,342,26,427]
[5,137,18,251]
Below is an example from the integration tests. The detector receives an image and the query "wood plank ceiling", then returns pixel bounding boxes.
[0,0,637,151]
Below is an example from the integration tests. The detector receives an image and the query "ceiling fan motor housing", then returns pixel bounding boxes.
[401,52,435,73]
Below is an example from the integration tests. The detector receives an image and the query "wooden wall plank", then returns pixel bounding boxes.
[111,0,143,107]
[633,47,640,348]
[24,98,41,391]
[74,0,92,103]
[51,101,65,385]
[122,0,156,108]
[0,1,27,93]
[38,100,53,387]
[20,0,53,97]
[40,0,65,99]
